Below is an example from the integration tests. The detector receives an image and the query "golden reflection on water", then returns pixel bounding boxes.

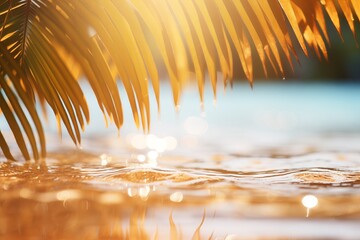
[2,83,360,239]
[1,142,360,239]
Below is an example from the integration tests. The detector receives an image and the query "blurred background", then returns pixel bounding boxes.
[246,14,360,81]
[40,14,360,152]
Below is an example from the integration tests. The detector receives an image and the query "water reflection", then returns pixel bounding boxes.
[170,192,184,203]
[128,134,178,153]
[302,195,318,217]
[1,148,360,239]
[1,83,360,239]
[100,154,111,166]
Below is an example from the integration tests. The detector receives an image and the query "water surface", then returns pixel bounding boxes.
[1,82,360,239]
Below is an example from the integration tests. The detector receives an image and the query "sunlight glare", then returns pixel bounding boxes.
[56,190,82,201]
[129,134,147,150]
[136,154,146,163]
[127,188,138,197]
[100,154,111,166]
[170,192,184,203]
[99,193,123,204]
[302,195,318,209]
[147,151,159,161]
[139,186,151,200]
[302,195,318,217]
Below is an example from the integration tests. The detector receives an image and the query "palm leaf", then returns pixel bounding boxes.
[0,0,359,160]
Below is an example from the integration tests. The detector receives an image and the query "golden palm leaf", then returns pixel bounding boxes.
[0,0,359,161]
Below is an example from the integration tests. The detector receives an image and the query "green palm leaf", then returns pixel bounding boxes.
[0,0,359,161]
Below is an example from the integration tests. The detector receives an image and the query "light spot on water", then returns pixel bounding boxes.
[99,193,123,204]
[164,136,178,151]
[147,158,158,167]
[144,135,177,153]
[129,134,147,150]
[56,190,82,201]
[101,159,108,166]
[170,192,184,203]
[146,134,158,150]
[153,138,168,153]
[127,188,138,197]
[180,135,199,148]
[100,154,112,166]
[127,133,177,152]
[302,195,318,217]
[302,195,318,209]
[19,188,33,199]
[137,154,146,163]
[147,151,159,161]
[100,154,111,166]
[139,186,150,200]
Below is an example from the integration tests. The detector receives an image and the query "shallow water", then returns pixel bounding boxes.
[1,82,360,239]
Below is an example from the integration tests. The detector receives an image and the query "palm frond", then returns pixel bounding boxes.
[0,0,359,160]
